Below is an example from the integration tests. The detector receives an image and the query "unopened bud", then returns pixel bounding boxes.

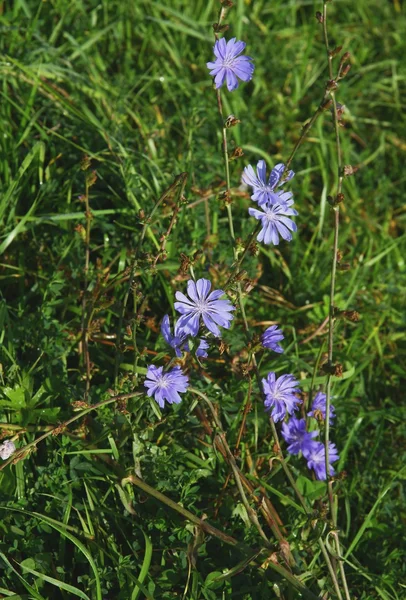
[330,45,343,58]
[218,340,229,355]
[326,79,338,91]
[327,194,343,207]
[315,11,324,23]
[341,64,351,78]
[219,190,233,205]
[248,241,259,256]
[86,170,97,187]
[235,237,244,254]
[75,224,86,241]
[225,114,241,128]
[336,103,346,120]
[221,0,234,6]
[80,155,91,171]
[341,310,360,322]
[337,262,351,271]
[321,98,333,111]
[229,147,244,161]
[213,22,229,33]
[344,165,359,177]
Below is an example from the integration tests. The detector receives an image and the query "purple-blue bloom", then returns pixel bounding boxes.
[144,365,189,408]
[207,37,254,92]
[261,325,284,353]
[281,418,318,456]
[303,441,340,480]
[161,315,186,358]
[249,198,298,246]
[193,338,209,358]
[242,160,294,207]
[262,372,301,423]
[161,315,209,359]
[174,278,235,338]
[307,391,336,424]
[0,439,16,460]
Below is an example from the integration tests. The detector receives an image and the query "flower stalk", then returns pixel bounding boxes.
[321,2,351,598]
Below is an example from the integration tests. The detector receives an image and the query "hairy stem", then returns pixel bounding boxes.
[210,12,345,596]
[322,3,351,599]
[80,176,91,400]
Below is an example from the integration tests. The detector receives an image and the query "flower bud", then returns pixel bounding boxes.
[213,22,229,33]
[229,147,244,161]
[341,310,360,322]
[329,45,343,58]
[341,64,351,78]
[321,98,333,111]
[80,155,91,171]
[326,79,338,91]
[86,170,97,187]
[225,114,241,128]
[337,262,351,271]
[344,165,359,177]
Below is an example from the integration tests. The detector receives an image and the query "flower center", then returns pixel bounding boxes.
[194,299,209,315]
[265,208,277,222]
[157,375,169,389]
[222,57,236,68]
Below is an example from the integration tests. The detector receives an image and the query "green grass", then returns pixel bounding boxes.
[0,0,405,598]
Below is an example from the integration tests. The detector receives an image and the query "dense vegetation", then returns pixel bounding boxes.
[0,0,405,598]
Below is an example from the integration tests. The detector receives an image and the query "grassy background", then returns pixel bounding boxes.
[0,0,405,598]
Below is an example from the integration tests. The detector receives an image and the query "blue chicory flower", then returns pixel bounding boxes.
[249,198,298,246]
[161,315,209,359]
[303,441,340,480]
[144,365,189,408]
[161,315,186,358]
[0,439,16,460]
[281,418,318,456]
[174,278,235,338]
[242,160,294,207]
[261,325,284,353]
[207,37,254,92]
[307,391,336,424]
[262,372,301,423]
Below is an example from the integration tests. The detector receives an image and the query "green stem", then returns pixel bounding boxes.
[81,177,91,401]
[322,3,351,599]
